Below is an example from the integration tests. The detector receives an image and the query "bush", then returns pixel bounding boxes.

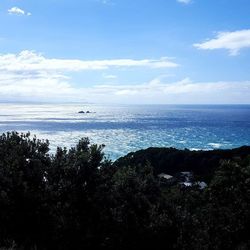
[0,132,250,249]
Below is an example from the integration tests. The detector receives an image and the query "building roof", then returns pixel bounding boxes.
[158,173,173,180]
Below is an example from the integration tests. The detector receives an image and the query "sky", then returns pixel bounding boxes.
[0,0,250,104]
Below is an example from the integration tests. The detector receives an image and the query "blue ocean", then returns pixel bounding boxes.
[0,103,250,160]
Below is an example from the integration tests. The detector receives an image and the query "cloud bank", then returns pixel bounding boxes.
[194,29,250,55]
[0,51,249,104]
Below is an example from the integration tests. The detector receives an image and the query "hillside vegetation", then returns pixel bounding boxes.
[115,146,250,182]
[0,132,250,250]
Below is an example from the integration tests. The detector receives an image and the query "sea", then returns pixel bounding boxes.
[0,103,250,160]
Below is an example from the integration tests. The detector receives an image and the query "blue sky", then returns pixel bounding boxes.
[0,0,250,103]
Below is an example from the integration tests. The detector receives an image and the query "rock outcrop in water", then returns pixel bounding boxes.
[78,110,95,114]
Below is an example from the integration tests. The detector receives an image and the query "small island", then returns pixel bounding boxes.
[78,110,94,114]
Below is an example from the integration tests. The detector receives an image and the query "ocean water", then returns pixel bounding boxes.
[0,103,250,160]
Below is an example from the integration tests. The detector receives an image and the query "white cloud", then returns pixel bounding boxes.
[0,50,249,104]
[0,71,249,104]
[96,77,250,103]
[103,74,117,79]
[8,7,31,16]
[0,51,178,73]
[177,0,192,4]
[194,29,250,56]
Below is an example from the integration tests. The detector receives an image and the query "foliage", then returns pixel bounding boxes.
[115,146,250,182]
[0,132,250,249]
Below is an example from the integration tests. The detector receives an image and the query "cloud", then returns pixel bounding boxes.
[95,77,250,103]
[8,7,31,16]
[0,71,249,104]
[0,50,249,104]
[194,29,250,56]
[0,51,178,73]
[177,0,192,4]
[103,74,117,79]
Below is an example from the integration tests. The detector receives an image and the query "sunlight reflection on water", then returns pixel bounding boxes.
[0,103,250,160]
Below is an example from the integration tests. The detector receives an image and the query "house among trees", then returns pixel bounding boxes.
[158,173,176,185]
